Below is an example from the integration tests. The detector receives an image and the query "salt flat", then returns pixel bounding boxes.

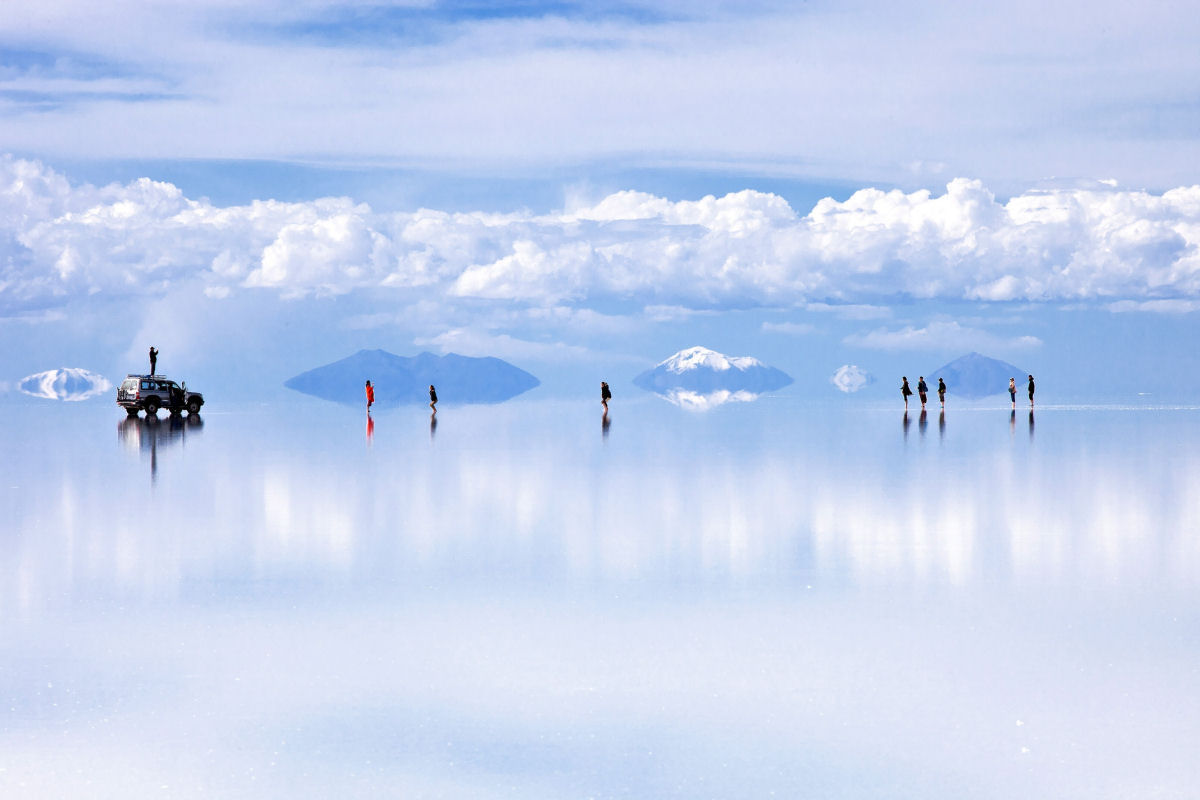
[2,397,1197,799]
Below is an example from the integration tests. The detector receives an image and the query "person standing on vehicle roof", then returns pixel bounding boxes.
[149,346,158,375]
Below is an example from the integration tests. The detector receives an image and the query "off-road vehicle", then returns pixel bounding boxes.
[117,374,204,416]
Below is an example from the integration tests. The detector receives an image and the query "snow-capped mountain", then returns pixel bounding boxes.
[634,346,793,395]
[19,368,112,401]
[658,346,764,374]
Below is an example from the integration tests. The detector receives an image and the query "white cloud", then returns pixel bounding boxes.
[831,365,872,394]
[1107,299,1200,314]
[761,321,815,335]
[6,157,1200,321]
[804,302,892,320]
[845,321,1042,352]
[2,2,1200,189]
[413,328,592,363]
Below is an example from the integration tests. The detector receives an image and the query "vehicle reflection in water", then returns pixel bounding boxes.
[118,413,203,483]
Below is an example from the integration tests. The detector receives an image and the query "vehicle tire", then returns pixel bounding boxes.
[145,398,160,416]
[187,398,201,415]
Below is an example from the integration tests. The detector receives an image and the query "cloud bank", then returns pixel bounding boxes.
[844,321,1043,352]
[3,157,1200,320]
[2,1,1199,188]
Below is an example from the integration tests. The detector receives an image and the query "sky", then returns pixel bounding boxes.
[3,0,1200,402]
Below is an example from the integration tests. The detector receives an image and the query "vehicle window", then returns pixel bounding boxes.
[141,381,152,390]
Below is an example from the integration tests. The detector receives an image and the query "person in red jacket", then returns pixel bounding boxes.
[365,380,374,411]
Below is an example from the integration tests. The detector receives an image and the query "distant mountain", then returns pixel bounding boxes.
[19,368,112,401]
[285,350,540,406]
[928,352,1027,399]
[633,346,793,395]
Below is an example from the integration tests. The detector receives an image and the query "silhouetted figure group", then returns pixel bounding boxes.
[901,375,945,411]
[897,374,1036,412]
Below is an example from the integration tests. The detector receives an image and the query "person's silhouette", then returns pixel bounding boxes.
[429,384,438,412]
[365,380,374,411]
[149,346,158,375]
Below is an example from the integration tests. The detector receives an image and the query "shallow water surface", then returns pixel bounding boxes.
[2,398,1198,798]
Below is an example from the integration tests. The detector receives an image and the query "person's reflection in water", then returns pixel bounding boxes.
[602,407,611,440]
[938,410,946,441]
[1029,409,1035,440]
[902,411,910,441]
[430,411,437,440]
[366,414,374,447]
[918,409,927,439]
[1009,409,1016,437]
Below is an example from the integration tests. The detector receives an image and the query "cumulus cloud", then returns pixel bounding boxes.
[804,302,892,320]
[831,365,873,393]
[413,328,593,363]
[1107,299,1200,314]
[844,321,1042,352]
[19,368,111,401]
[5,157,1200,319]
[761,321,815,335]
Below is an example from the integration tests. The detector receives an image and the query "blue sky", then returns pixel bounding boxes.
[2,0,1200,402]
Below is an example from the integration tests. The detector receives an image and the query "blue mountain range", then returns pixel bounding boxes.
[927,352,1028,399]
[284,349,540,406]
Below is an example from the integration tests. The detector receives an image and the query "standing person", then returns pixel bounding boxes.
[429,384,438,412]
[365,380,374,411]
[901,377,913,410]
[937,378,947,409]
[1008,378,1017,409]
[917,377,928,410]
[149,346,158,375]
[1028,375,1036,407]
[601,381,611,410]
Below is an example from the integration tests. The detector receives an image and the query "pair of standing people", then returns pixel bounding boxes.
[363,381,437,411]
[901,376,946,410]
[1008,376,1035,409]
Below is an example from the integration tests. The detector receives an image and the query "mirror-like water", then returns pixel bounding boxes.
[2,398,1197,798]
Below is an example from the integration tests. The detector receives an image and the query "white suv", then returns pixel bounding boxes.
[117,374,205,416]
